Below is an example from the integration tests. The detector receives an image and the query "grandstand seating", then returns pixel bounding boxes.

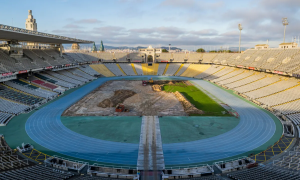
[79,65,100,76]
[188,53,202,62]
[172,53,187,62]
[104,64,125,76]
[119,63,136,76]
[164,63,181,76]
[217,70,254,85]
[212,53,234,65]
[195,65,225,79]
[156,53,171,62]
[0,50,25,72]
[0,112,14,125]
[42,72,81,87]
[68,68,96,81]
[90,64,115,77]
[180,64,211,77]
[0,84,44,106]
[227,166,300,180]
[202,53,217,63]
[0,165,75,179]
[142,63,159,75]
[4,80,57,99]
[174,64,190,76]
[157,63,167,75]
[64,53,85,63]
[114,53,128,62]
[132,63,143,75]
[56,70,88,83]
[0,97,30,115]
[99,52,114,62]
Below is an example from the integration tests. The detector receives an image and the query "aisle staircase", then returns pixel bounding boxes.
[162,64,169,75]
[116,64,127,75]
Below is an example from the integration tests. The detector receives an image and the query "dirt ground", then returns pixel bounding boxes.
[62,80,187,116]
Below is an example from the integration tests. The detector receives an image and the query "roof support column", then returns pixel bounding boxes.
[59,44,63,57]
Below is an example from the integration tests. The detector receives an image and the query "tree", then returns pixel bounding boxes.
[162,49,168,52]
[196,48,205,53]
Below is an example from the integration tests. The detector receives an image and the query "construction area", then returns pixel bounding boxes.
[63,80,196,116]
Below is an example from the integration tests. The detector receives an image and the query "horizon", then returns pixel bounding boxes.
[1,0,300,50]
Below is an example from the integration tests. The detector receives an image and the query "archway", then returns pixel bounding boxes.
[147,55,153,63]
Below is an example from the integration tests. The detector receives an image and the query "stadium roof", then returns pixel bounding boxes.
[0,24,93,44]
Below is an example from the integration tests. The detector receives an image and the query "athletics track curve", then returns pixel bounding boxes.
[25,76,280,166]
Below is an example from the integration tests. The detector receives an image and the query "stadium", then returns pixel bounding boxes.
[0,4,300,180]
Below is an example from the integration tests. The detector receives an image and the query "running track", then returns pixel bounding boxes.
[25,76,280,166]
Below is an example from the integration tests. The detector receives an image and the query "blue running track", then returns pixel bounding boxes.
[25,76,280,166]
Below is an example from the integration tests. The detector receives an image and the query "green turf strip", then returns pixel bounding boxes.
[61,116,141,144]
[160,116,239,143]
[163,82,229,116]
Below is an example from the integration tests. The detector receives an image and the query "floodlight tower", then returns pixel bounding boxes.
[282,18,289,43]
[238,24,243,53]
[169,44,171,53]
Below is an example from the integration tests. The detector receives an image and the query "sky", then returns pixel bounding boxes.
[1,0,300,50]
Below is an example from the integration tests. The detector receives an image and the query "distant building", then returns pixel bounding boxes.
[279,42,298,49]
[139,45,162,63]
[255,44,269,50]
[71,43,80,51]
[25,10,37,31]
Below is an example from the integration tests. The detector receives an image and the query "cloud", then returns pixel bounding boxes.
[75,19,102,24]
[63,24,82,29]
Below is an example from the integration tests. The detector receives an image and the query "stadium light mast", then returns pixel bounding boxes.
[282,18,289,43]
[238,24,243,53]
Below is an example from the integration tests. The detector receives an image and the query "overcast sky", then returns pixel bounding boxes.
[1,0,300,50]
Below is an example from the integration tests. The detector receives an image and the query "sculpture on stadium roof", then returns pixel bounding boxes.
[99,40,105,52]
[91,42,97,52]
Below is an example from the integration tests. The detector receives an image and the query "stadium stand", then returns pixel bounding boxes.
[45,71,83,86]
[57,70,89,83]
[99,52,114,62]
[217,70,255,86]
[212,69,245,83]
[90,64,115,77]
[174,64,190,76]
[79,65,100,76]
[195,65,225,79]
[211,53,234,65]
[164,63,181,76]
[0,84,44,106]
[132,63,143,75]
[68,68,96,81]
[0,97,30,115]
[156,53,171,62]
[0,165,75,179]
[172,53,187,62]
[119,63,136,76]
[0,112,14,125]
[114,53,128,62]
[180,64,211,77]
[188,53,202,62]
[157,63,167,76]
[227,165,300,180]
[105,63,125,76]
[4,80,57,99]
[202,53,217,64]
[141,63,159,75]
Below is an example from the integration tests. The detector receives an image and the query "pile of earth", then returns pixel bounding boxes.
[98,90,136,108]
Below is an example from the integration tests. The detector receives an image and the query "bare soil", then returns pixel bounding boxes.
[62,80,187,116]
